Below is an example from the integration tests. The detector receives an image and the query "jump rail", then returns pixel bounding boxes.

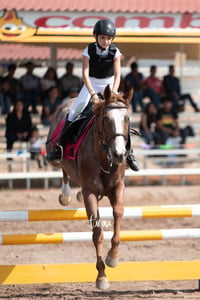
[1,205,200,287]
[1,228,200,245]
[0,204,200,221]
[1,261,200,285]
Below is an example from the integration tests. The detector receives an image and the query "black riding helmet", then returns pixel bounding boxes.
[93,19,116,38]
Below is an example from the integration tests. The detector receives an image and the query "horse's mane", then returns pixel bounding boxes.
[93,92,128,116]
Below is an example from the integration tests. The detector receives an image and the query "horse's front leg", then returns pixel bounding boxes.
[58,170,72,206]
[83,189,109,290]
[106,181,124,268]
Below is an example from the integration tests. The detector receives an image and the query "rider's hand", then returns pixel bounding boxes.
[91,94,100,104]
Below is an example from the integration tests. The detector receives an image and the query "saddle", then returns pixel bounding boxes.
[63,112,95,160]
[65,111,94,144]
[50,102,95,161]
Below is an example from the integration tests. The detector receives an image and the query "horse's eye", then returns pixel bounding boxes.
[103,116,110,124]
[124,116,129,123]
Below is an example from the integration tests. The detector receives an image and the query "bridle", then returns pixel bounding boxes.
[96,102,130,171]
[102,105,129,143]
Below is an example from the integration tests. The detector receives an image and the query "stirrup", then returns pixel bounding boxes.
[47,144,63,164]
[55,144,63,163]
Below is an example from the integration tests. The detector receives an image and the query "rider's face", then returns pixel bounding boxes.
[97,35,113,49]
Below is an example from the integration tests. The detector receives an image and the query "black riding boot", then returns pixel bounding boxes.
[126,150,139,171]
[46,119,71,163]
[126,132,139,171]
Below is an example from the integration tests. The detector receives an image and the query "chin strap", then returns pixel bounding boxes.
[97,42,106,51]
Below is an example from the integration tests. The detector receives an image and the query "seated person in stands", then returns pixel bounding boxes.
[3,63,21,105]
[59,61,82,98]
[65,86,79,100]
[0,79,12,114]
[145,65,164,108]
[20,61,40,114]
[154,96,195,146]
[41,86,62,126]
[139,102,157,146]
[124,61,145,112]
[163,65,200,113]
[40,67,59,103]
[29,126,46,168]
[5,99,32,151]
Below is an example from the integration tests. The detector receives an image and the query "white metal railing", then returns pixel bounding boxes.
[0,168,199,189]
[0,148,199,188]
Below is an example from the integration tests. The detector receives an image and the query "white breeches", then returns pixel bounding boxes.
[68,76,114,121]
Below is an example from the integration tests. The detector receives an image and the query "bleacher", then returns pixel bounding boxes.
[0,103,200,189]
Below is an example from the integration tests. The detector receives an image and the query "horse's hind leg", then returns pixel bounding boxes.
[76,190,84,202]
[83,190,109,290]
[58,170,72,206]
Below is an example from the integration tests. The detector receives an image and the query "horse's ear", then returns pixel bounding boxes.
[124,87,134,104]
[104,85,112,102]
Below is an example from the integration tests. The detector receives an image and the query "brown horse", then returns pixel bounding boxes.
[46,85,133,289]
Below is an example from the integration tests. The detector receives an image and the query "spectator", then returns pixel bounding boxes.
[124,61,145,112]
[163,65,200,112]
[154,96,195,146]
[59,62,82,98]
[0,65,5,84]
[5,99,32,151]
[0,79,12,114]
[41,86,62,126]
[145,65,164,107]
[20,61,40,114]
[40,67,59,102]
[29,126,46,168]
[65,86,79,100]
[139,102,158,146]
[3,63,21,104]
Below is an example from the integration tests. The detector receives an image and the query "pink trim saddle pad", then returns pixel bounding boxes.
[50,116,95,160]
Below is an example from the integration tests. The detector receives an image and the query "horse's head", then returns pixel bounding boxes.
[93,85,133,166]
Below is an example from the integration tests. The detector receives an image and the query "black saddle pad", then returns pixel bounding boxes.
[65,111,94,144]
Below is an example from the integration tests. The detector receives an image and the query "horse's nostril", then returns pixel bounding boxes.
[114,151,124,161]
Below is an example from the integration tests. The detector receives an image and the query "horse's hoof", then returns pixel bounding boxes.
[58,194,71,206]
[96,277,109,290]
[105,255,119,268]
[76,190,83,202]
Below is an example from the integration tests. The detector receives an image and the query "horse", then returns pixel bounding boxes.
[46,85,133,289]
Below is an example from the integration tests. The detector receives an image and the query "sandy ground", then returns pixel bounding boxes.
[0,185,200,300]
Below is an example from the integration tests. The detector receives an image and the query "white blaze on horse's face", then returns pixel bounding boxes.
[108,107,128,162]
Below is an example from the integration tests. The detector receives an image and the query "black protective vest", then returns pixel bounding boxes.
[88,43,117,79]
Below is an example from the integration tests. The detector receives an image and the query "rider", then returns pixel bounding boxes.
[47,19,139,171]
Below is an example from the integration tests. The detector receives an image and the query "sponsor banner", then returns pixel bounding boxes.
[1,9,200,43]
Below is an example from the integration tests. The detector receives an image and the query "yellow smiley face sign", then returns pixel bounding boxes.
[0,9,36,42]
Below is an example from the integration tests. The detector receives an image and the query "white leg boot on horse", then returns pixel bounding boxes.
[58,172,72,206]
